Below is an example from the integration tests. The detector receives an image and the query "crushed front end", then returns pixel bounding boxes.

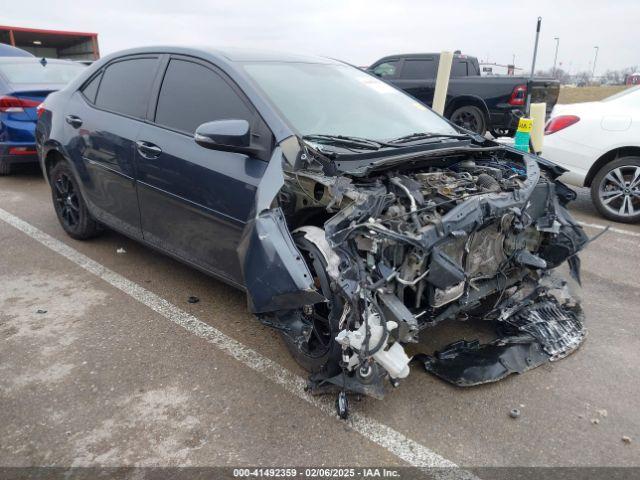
[242,138,589,408]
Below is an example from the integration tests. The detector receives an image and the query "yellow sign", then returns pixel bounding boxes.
[517,118,533,133]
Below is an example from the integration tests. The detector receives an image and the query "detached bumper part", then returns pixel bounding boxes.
[418,292,586,386]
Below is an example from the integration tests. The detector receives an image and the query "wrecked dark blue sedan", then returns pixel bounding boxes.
[36,47,588,416]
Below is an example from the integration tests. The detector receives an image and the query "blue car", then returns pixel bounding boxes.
[0,57,85,174]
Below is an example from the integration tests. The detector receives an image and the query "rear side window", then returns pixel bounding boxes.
[371,61,398,78]
[95,57,158,118]
[81,72,101,103]
[451,61,468,77]
[155,59,253,134]
[400,59,436,79]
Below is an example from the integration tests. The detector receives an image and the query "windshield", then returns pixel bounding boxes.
[243,62,458,140]
[0,61,86,85]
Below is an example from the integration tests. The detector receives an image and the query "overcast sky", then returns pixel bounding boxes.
[5,0,639,74]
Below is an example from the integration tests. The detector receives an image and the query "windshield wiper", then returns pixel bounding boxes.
[388,132,470,145]
[303,134,400,151]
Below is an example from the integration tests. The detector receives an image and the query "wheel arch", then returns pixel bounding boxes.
[584,146,640,187]
[44,148,66,182]
[444,95,490,122]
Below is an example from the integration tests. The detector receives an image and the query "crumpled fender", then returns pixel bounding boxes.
[237,144,325,314]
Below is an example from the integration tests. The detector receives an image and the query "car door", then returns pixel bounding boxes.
[69,55,161,238]
[135,56,272,286]
[393,57,437,106]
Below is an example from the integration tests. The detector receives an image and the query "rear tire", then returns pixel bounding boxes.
[591,156,640,224]
[50,161,103,239]
[449,105,487,135]
[280,231,343,375]
[0,161,11,176]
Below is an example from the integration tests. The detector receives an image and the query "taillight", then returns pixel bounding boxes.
[37,103,46,118]
[545,115,580,135]
[508,84,527,106]
[8,147,37,155]
[0,95,42,113]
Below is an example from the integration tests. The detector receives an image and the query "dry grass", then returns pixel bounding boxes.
[557,85,630,104]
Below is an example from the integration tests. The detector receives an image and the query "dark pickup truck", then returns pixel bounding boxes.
[368,53,560,136]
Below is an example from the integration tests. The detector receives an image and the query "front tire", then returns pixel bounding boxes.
[280,231,343,375]
[449,105,487,135]
[50,161,103,239]
[591,157,640,224]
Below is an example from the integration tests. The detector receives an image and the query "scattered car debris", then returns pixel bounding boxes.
[510,408,521,419]
[36,309,47,314]
[116,247,126,254]
[591,418,600,425]
[622,436,632,444]
[596,409,608,418]
[188,296,200,304]
[248,133,589,412]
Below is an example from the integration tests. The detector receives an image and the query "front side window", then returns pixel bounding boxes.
[95,57,158,118]
[372,61,398,78]
[243,62,457,140]
[400,59,436,80]
[155,59,253,134]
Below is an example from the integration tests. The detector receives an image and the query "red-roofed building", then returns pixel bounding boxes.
[626,72,640,86]
[0,25,99,61]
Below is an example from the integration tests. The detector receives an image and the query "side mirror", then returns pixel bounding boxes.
[194,119,251,153]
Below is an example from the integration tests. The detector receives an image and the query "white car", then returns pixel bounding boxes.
[542,86,640,223]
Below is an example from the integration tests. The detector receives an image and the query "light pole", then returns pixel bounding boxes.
[592,46,599,82]
[552,37,560,77]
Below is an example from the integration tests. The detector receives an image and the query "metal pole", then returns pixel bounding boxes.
[592,46,599,82]
[552,37,560,77]
[526,16,542,115]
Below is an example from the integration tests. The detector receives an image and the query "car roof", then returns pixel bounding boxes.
[371,53,472,64]
[99,46,339,65]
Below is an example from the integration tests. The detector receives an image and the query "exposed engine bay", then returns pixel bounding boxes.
[239,137,589,417]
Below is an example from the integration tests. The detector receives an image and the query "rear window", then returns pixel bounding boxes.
[0,61,86,84]
[451,61,468,77]
[400,59,436,79]
[95,57,159,119]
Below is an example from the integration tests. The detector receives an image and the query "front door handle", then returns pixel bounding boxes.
[136,141,162,159]
[65,115,83,128]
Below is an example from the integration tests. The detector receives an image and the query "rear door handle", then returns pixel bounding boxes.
[136,141,162,159]
[65,115,83,128]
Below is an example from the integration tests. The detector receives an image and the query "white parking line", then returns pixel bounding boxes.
[578,221,640,238]
[0,207,475,477]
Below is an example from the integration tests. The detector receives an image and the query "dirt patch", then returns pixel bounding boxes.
[558,85,630,104]
[0,272,108,392]
[71,386,207,467]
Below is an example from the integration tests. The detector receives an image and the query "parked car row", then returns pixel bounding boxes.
[0,56,86,175]
[367,52,560,137]
[34,46,589,414]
